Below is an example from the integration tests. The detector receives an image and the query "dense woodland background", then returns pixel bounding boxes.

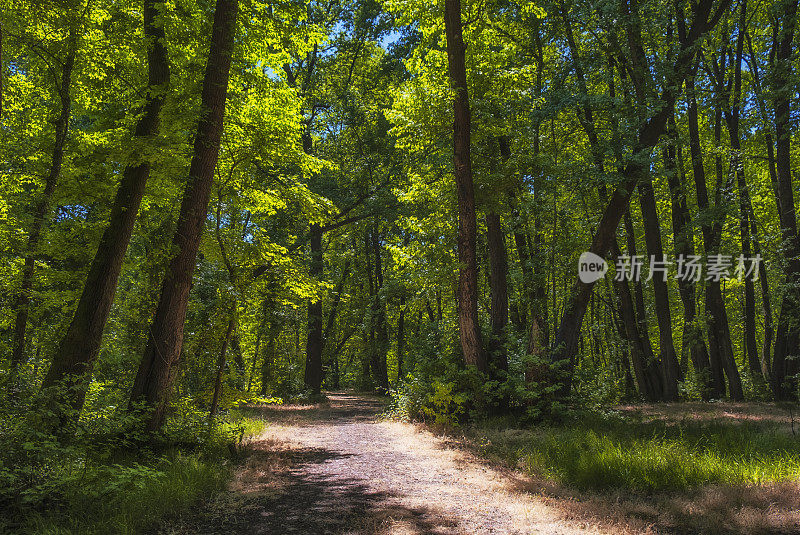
[1,0,800,530]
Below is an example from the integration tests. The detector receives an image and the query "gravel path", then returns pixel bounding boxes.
[165,393,609,534]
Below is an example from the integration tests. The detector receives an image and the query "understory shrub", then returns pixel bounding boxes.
[0,383,267,534]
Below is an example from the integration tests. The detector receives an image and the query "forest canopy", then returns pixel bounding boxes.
[0,0,799,530]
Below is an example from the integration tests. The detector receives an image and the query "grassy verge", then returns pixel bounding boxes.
[475,415,800,492]
[459,406,800,533]
[2,411,268,535]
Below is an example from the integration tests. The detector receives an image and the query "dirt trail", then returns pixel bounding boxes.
[163,392,612,535]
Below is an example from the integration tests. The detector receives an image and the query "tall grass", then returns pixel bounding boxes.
[26,453,228,535]
[478,417,800,492]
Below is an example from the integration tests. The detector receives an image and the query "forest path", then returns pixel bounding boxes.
[165,392,612,535]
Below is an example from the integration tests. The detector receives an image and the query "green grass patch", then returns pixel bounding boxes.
[475,415,800,493]
[24,453,229,535]
[1,404,268,534]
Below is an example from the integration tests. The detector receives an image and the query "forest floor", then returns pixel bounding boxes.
[158,394,800,535]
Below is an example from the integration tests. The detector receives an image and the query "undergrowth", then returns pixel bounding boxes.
[0,381,274,534]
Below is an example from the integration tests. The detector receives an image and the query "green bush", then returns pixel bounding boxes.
[0,385,265,534]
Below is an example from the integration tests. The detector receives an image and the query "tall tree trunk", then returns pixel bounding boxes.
[304,223,324,394]
[42,0,171,413]
[260,322,280,396]
[209,315,235,418]
[624,211,664,399]
[711,74,744,400]
[321,259,350,387]
[770,0,800,400]
[559,8,664,400]
[666,124,713,398]
[742,33,776,378]
[396,293,406,381]
[724,0,762,384]
[370,224,389,392]
[486,212,509,375]
[547,0,729,393]
[638,177,682,400]
[444,0,486,372]
[129,0,238,432]
[12,32,76,374]
[685,66,727,398]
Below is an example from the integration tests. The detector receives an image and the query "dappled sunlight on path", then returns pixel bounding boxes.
[161,392,612,534]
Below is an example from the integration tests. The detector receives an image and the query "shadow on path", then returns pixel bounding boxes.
[163,443,459,535]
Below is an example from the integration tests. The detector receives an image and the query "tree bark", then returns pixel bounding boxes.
[444,0,486,372]
[397,293,407,381]
[666,123,713,398]
[623,212,664,400]
[486,212,509,375]
[322,259,350,389]
[685,66,727,398]
[129,0,238,432]
[13,31,76,374]
[367,225,389,392]
[304,223,324,394]
[770,0,800,400]
[210,315,235,418]
[42,0,171,414]
[724,0,762,383]
[638,177,682,400]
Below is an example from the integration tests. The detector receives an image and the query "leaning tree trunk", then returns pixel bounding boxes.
[42,0,171,415]
[12,32,76,375]
[129,0,238,432]
[444,0,486,372]
[549,0,706,395]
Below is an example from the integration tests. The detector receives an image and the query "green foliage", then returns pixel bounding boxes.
[423,380,468,426]
[0,388,265,534]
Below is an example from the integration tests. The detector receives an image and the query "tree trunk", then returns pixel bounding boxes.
[13,32,76,374]
[129,0,238,432]
[624,211,664,399]
[444,0,486,372]
[210,316,235,418]
[724,0,762,384]
[260,322,280,396]
[322,259,351,385]
[486,212,509,374]
[397,293,406,381]
[638,177,682,400]
[770,0,800,400]
[369,225,389,392]
[42,0,171,415]
[685,66,727,398]
[304,223,324,394]
[666,124,713,398]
